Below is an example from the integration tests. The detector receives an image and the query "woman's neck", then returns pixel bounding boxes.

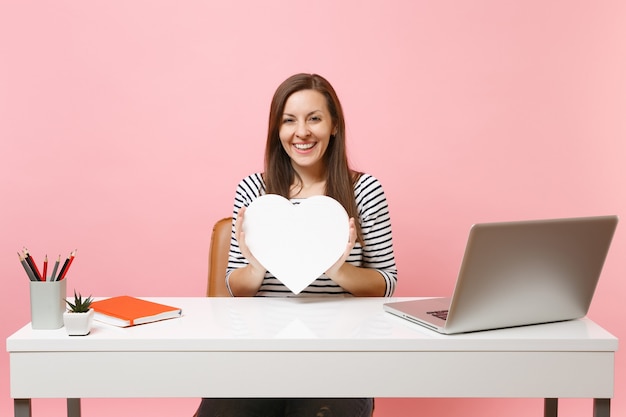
[290,166,326,198]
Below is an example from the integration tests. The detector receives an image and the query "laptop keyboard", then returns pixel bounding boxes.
[427,310,448,321]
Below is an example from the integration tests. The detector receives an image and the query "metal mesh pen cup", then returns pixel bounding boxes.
[29,279,67,329]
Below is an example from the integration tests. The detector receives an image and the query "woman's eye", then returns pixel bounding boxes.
[282,118,294,124]
[309,116,321,122]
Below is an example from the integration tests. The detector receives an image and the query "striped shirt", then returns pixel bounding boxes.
[225,173,398,297]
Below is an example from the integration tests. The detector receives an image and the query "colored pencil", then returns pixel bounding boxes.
[58,250,76,281]
[56,253,71,281]
[42,255,48,282]
[23,248,43,281]
[50,255,60,282]
[18,252,38,281]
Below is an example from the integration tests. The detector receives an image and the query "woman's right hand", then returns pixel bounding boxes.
[234,206,267,278]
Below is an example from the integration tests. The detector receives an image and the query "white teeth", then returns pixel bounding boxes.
[294,143,315,150]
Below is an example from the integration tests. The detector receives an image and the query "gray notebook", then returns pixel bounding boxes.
[384,215,618,334]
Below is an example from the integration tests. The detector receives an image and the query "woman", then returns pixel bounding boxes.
[197,73,397,417]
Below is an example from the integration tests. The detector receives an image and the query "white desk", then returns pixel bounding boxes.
[7,297,618,417]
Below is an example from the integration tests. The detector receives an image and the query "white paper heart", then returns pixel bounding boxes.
[243,194,349,294]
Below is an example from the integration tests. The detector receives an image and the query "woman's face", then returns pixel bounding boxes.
[279,89,336,173]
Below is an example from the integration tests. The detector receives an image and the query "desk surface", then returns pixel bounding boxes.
[7,296,618,351]
[7,297,618,400]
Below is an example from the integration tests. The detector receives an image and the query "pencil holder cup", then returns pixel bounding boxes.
[29,279,67,329]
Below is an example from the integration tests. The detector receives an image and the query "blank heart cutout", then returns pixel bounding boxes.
[243,194,349,294]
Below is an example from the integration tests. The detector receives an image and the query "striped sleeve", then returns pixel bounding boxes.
[353,174,398,296]
[224,173,265,294]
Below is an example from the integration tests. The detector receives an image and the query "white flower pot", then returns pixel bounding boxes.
[63,309,94,336]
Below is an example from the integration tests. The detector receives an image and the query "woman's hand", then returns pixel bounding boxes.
[235,206,267,276]
[325,217,357,278]
[228,206,268,296]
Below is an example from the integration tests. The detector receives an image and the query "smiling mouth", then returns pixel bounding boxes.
[294,143,316,150]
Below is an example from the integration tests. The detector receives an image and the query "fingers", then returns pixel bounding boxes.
[235,206,246,237]
[325,217,357,278]
[342,218,357,258]
[348,217,357,246]
[235,206,266,273]
[235,207,251,256]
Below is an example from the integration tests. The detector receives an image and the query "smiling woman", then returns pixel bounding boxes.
[194,73,398,417]
[228,73,397,299]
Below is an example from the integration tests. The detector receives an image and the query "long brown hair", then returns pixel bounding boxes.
[264,73,363,243]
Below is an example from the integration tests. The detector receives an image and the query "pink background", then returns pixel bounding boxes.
[1,1,624,416]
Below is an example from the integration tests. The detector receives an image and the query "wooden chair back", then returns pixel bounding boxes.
[206,217,232,297]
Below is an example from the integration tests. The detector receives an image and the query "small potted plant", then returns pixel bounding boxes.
[63,290,94,336]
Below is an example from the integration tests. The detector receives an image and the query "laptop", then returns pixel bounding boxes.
[384,215,618,334]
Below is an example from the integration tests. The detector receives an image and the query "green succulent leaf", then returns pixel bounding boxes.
[66,289,93,313]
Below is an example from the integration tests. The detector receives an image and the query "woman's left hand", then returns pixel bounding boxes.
[325,217,357,278]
